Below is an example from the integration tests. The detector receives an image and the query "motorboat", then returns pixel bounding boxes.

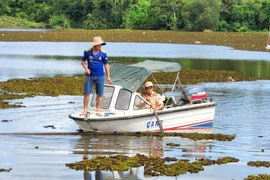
[69,60,216,133]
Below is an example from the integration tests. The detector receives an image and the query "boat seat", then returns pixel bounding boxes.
[163,96,176,108]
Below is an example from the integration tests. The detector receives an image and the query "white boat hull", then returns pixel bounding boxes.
[266,45,270,50]
[69,102,216,133]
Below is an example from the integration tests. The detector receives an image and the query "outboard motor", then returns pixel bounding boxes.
[181,85,208,104]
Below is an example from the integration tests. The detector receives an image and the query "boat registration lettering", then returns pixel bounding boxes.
[146,120,163,128]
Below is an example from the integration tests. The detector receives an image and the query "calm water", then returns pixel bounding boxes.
[0,41,270,180]
[0,42,270,82]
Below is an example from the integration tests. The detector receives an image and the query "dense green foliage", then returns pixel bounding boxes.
[0,0,269,31]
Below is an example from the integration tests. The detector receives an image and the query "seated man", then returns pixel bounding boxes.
[141,81,164,110]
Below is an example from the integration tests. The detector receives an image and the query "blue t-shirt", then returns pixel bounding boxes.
[81,48,108,76]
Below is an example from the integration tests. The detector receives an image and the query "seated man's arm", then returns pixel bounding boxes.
[156,95,164,110]
[156,99,164,110]
[139,94,151,109]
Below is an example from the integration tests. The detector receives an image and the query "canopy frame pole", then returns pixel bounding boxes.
[172,72,193,105]
[171,72,180,92]
[177,73,183,92]
[151,74,164,95]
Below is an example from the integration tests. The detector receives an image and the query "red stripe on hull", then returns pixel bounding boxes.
[164,119,213,131]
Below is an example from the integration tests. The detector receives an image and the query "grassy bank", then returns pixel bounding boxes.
[0,29,269,52]
[0,16,46,28]
[0,15,269,51]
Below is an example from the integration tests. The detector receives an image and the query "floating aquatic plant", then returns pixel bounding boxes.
[247,161,270,168]
[65,153,239,177]
[0,168,12,172]
[90,132,236,141]
[166,143,180,147]
[244,174,270,180]
[0,69,265,109]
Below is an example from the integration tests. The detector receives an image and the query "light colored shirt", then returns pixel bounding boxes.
[142,91,163,109]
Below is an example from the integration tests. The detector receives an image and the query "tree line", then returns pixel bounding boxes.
[1,0,270,32]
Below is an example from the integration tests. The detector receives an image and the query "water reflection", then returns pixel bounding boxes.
[1,42,270,60]
[0,42,269,82]
[111,57,270,78]
[1,54,268,82]
[76,134,164,180]
[72,132,214,180]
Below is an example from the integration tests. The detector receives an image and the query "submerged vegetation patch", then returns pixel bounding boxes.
[0,69,267,109]
[247,161,270,168]
[244,174,270,180]
[91,131,235,141]
[118,132,236,141]
[0,76,84,109]
[65,153,239,177]
[0,168,12,172]
[166,143,180,147]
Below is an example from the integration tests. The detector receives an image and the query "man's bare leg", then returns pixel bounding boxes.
[83,94,90,115]
[96,95,103,116]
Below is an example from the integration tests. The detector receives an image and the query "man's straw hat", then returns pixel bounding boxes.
[144,81,153,88]
[91,36,106,47]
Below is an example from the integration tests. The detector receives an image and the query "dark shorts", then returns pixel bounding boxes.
[84,75,104,95]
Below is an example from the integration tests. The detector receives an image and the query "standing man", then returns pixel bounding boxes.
[81,36,112,116]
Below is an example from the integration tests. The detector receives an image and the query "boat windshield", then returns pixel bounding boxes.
[115,89,132,110]
[90,86,114,109]
[133,95,151,110]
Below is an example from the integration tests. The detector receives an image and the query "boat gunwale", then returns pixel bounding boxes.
[69,101,216,121]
